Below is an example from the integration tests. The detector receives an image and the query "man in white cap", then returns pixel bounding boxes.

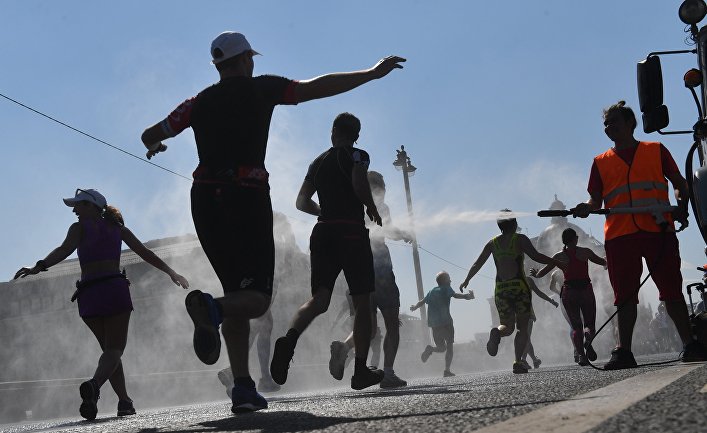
[141,31,405,413]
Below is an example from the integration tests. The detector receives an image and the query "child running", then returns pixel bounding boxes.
[529,228,607,366]
[519,278,559,370]
[411,271,473,377]
[14,188,189,420]
[459,210,565,374]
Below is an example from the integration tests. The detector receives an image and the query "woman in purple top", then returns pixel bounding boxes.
[14,188,189,420]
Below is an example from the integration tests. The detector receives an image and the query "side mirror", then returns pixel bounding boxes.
[641,105,669,133]
[638,56,670,132]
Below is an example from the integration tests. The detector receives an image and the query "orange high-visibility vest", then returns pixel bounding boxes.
[594,141,674,241]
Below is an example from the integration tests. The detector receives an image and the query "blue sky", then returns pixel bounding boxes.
[2,1,706,341]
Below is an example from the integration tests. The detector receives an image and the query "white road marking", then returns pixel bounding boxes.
[473,363,704,433]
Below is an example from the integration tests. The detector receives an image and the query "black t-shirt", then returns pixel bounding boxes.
[161,75,297,177]
[305,146,370,223]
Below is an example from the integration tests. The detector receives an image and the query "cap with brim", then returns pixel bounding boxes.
[63,188,107,209]
[210,31,260,64]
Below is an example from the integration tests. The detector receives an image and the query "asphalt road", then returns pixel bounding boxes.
[3,354,706,433]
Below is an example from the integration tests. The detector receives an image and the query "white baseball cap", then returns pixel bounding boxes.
[210,31,259,64]
[63,188,107,209]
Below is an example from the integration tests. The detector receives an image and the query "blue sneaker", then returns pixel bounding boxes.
[185,290,222,365]
[231,383,268,413]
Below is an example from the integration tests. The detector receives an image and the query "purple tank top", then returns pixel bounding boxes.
[77,218,122,265]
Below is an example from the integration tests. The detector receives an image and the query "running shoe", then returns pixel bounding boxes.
[185,290,222,365]
[420,345,434,363]
[681,340,707,362]
[270,336,296,385]
[532,358,542,369]
[487,328,501,356]
[584,332,598,361]
[116,400,135,417]
[577,355,589,366]
[512,361,529,374]
[443,370,456,377]
[329,341,349,380]
[258,376,281,393]
[231,383,268,413]
[519,359,532,370]
[379,372,407,388]
[603,347,637,370]
[79,379,100,420]
[218,367,234,399]
[351,366,384,390]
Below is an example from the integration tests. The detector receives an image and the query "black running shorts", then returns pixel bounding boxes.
[191,183,274,296]
[432,323,455,347]
[310,222,374,296]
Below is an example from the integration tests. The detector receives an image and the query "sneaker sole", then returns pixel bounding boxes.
[217,368,234,388]
[421,346,433,363]
[79,381,98,421]
[487,328,501,356]
[270,337,294,385]
[117,409,136,417]
[328,342,347,381]
[185,290,221,365]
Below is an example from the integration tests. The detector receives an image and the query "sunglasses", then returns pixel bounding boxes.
[75,188,100,203]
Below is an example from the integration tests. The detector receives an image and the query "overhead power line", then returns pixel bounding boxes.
[0,92,192,181]
[390,241,494,280]
[2,92,489,277]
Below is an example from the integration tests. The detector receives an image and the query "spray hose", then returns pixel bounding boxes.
[538,207,686,371]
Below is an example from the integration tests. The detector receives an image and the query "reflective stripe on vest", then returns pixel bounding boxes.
[594,141,674,240]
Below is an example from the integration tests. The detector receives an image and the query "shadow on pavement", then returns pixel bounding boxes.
[31,415,122,430]
[136,396,600,433]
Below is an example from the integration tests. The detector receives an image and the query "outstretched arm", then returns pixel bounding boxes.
[294,56,406,103]
[526,278,559,307]
[530,251,564,278]
[295,180,320,216]
[121,227,189,288]
[460,242,493,291]
[380,209,412,243]
[530,263,554,279]
[14,223,81,279]
[519,235,565,268]
[410,299,425,311]
[452,292,474,300]
[583,248,607,267]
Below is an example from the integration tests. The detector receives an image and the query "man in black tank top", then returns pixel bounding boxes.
[270,113,385,390]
